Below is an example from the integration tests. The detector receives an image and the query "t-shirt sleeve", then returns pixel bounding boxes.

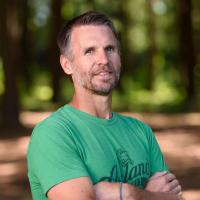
[27,122,90,195]
[146,126,169,175]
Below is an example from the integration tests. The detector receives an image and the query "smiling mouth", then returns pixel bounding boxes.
[94,70,113,76]
[94,71,113,80]
[98,71,112,75]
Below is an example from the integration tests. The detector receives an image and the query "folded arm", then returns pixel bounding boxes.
[47,172,183,200]
[95,181,182,200]
[95,172,183,200]
[47,177,95,200]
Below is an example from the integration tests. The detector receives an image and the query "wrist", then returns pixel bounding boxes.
[122,183,143,200]
[119,182,123,200]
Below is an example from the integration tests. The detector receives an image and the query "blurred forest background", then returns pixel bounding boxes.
[0,0,200,130]
[0,0,200,200]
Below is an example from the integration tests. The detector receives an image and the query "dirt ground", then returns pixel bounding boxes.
[0,111,199,200]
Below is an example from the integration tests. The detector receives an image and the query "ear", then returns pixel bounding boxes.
[60,54,73,75]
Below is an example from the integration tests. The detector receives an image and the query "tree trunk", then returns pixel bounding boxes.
[21,0,32,90]
[116,0,134,91]
[178,0,196,108]
[48,0,62,102]
[0,0,23,129]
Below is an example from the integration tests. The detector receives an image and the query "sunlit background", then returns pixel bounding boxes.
[0,0,200,199]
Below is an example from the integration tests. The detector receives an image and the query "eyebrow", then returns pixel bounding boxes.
[83,46,95,53]
[83,43,117,51]
[105,44,116,49]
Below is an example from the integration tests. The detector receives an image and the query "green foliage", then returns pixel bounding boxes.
[59,77,74,103]
[112,75,186,112]
[19,66,53,110]
[1,0,199,112]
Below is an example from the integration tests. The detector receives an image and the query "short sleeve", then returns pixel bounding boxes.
[27,122,90,195]
[146,127,169,175]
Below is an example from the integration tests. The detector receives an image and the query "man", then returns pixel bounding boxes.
[27,11,182,200]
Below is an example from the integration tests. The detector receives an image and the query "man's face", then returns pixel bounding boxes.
[68,25,121,95]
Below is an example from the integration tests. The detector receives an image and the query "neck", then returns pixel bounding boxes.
[69,89,112,119]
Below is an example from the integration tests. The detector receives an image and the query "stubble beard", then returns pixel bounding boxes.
[73,64,121,96]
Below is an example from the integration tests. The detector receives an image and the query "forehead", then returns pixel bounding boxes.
[70,25,117,47]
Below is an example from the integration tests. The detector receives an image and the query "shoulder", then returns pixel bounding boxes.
[27,106,75,154]
[114,112,154,141]
[31,109,65,136]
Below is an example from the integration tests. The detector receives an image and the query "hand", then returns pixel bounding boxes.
[145,172,182,196]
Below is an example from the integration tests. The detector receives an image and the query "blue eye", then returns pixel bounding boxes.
[106,46,115,53]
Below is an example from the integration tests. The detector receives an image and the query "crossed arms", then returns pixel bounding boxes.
[47,171,183,200]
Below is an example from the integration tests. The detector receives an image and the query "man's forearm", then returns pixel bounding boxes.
[94,182,183,200]
[124,183,182,200]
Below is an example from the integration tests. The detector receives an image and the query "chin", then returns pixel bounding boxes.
[92,90,111,96]
[92,86,115,96]
[89,79,118,95]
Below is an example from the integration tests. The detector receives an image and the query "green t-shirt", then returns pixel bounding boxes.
[27,105,168,200]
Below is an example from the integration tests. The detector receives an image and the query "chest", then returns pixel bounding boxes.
[72,123,151,188]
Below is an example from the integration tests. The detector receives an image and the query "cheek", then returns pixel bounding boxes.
[72,59,86,71]
[116,55,121,64]
[79,57,94,68]
[110,54,121,64]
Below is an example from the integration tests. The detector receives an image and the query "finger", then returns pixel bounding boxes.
[166,173,176,182]
[149,171,168,180]
[178,191,182,196]
[170,185,182,196]
[163,179,179,192]
[169,179,180,190]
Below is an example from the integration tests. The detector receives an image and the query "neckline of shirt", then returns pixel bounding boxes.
[63,104,118,126]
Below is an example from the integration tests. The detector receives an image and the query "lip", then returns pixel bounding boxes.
[94,70,112,76]
[98,72,111,75]
[93,71,113,80]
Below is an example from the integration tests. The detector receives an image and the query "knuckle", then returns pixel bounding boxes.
[174,185,182,194]
[174,179,179,186]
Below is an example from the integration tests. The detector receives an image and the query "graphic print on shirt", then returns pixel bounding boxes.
[99,149,150,187]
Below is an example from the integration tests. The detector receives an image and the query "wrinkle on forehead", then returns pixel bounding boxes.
[70,25,118,51]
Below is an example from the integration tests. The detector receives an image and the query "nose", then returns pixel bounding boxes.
[96,49,109,65]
